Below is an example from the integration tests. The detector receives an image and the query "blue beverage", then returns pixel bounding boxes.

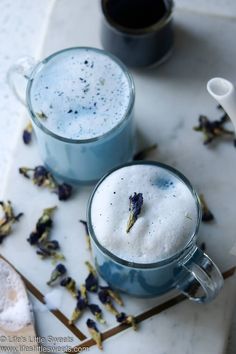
[26,47,135,184]
[88,161,223,302]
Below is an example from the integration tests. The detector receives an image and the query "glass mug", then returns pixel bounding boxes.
[8,47,135,184]
[101,0,174,67]
[87,161,224,303]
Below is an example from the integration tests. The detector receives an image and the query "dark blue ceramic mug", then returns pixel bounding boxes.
[101,0,174,68]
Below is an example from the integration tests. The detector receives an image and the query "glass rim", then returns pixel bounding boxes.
[26,46,135,144]
[101,0,174,35]
[87,160,202,269]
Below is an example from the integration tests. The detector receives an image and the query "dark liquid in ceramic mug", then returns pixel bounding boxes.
[103,0,167,29]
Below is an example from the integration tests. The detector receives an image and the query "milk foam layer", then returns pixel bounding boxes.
[30,48,131,139]
[91,164,198,263]
[0,259,31,331]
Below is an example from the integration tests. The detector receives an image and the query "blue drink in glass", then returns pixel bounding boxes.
[88,161,223,303]
[26,47,135,184]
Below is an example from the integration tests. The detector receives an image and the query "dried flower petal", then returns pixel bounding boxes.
[27,207,64,262]
[22,122,33,145]
[36,111,48,120]
[60,277,77,298]
[85,273,98,293]
[88,304,106,324]
[0,201,23,244]
[100,286,123,306]
[86,319,103,350]
[126,192,143,233]
[85,262,98,292]
[116,312,137,330]
[47,264,67,286]
[133,144,157,160]
[98,289,119,315]
[57,183,73,201]
[199,194,214,222]
[69,298,88,325]
[80,220,91,250]
[194,114,234,145]
[19,166,73,201]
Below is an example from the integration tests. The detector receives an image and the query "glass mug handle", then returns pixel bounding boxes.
[177,247,224,303]
[7,56,37,106]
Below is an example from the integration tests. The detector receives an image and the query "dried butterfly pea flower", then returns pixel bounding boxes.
[47,263,67,285]
[27,207,56,246]
[22,122,33,145]
[193,114,234,145]
[69,298,88,325]
[19,166,73,201]
[85,272,98,293]
[126,192,143,233]
[36,111,48,120]
[69,284,88,324]
[199,194,214,222]
[116,312,137,330]
[85,261,98,293]
[0,201,23,244]
[133,144,157,160]
[79,220,91,250]
[60,277,78,298]
[99,286,123,306]
[27,207,64,262]
[98,289,119,316]
[86,318,103,350]
[57,183,72,201]
[88,304,106,324]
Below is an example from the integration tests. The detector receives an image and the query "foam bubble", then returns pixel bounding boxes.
[30,48,131,140]
[91,164,198,263]
[0,259,31,331]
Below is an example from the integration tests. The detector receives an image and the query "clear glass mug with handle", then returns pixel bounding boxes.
[87,161,224,302]
[7,47,135,184]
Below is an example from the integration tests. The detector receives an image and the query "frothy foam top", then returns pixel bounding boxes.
[90,164,198,263]
[0,259,31,331]
[30,48,131,140]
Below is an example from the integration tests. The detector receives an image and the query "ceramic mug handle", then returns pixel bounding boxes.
[7,56,36,106]
[178,247,224,303]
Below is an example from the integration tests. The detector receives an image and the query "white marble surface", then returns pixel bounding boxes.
[0,1,236,354]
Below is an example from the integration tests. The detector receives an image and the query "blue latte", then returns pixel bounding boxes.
[27,48,135,183]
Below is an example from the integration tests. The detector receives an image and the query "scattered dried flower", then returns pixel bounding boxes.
[79,220,91,250]
[116,312,137,330]
[27,207,64,262]
[60,277,78,298]
[86,318,102,350]
[193,114,234,145]
[98,288,119,316]
[99,286,123,306]
[22,122,33,145]
[199,194,214,222]
[0,201,23,244]
[36,111,48,120]
[126,192,143,233]
[19,165,73,201]
[47,264,67,286]
[88,304,106,324]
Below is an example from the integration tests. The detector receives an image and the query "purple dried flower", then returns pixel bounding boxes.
[23,122,33,145]
[126,192,143,233]
[47,263,67,286]
[57,183,73,201]
[116,312,137,330]
[85,272,98,293]
[86,319,102,349]
[88,304,105,324]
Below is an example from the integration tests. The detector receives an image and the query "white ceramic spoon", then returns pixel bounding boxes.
[207,77,236,132]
